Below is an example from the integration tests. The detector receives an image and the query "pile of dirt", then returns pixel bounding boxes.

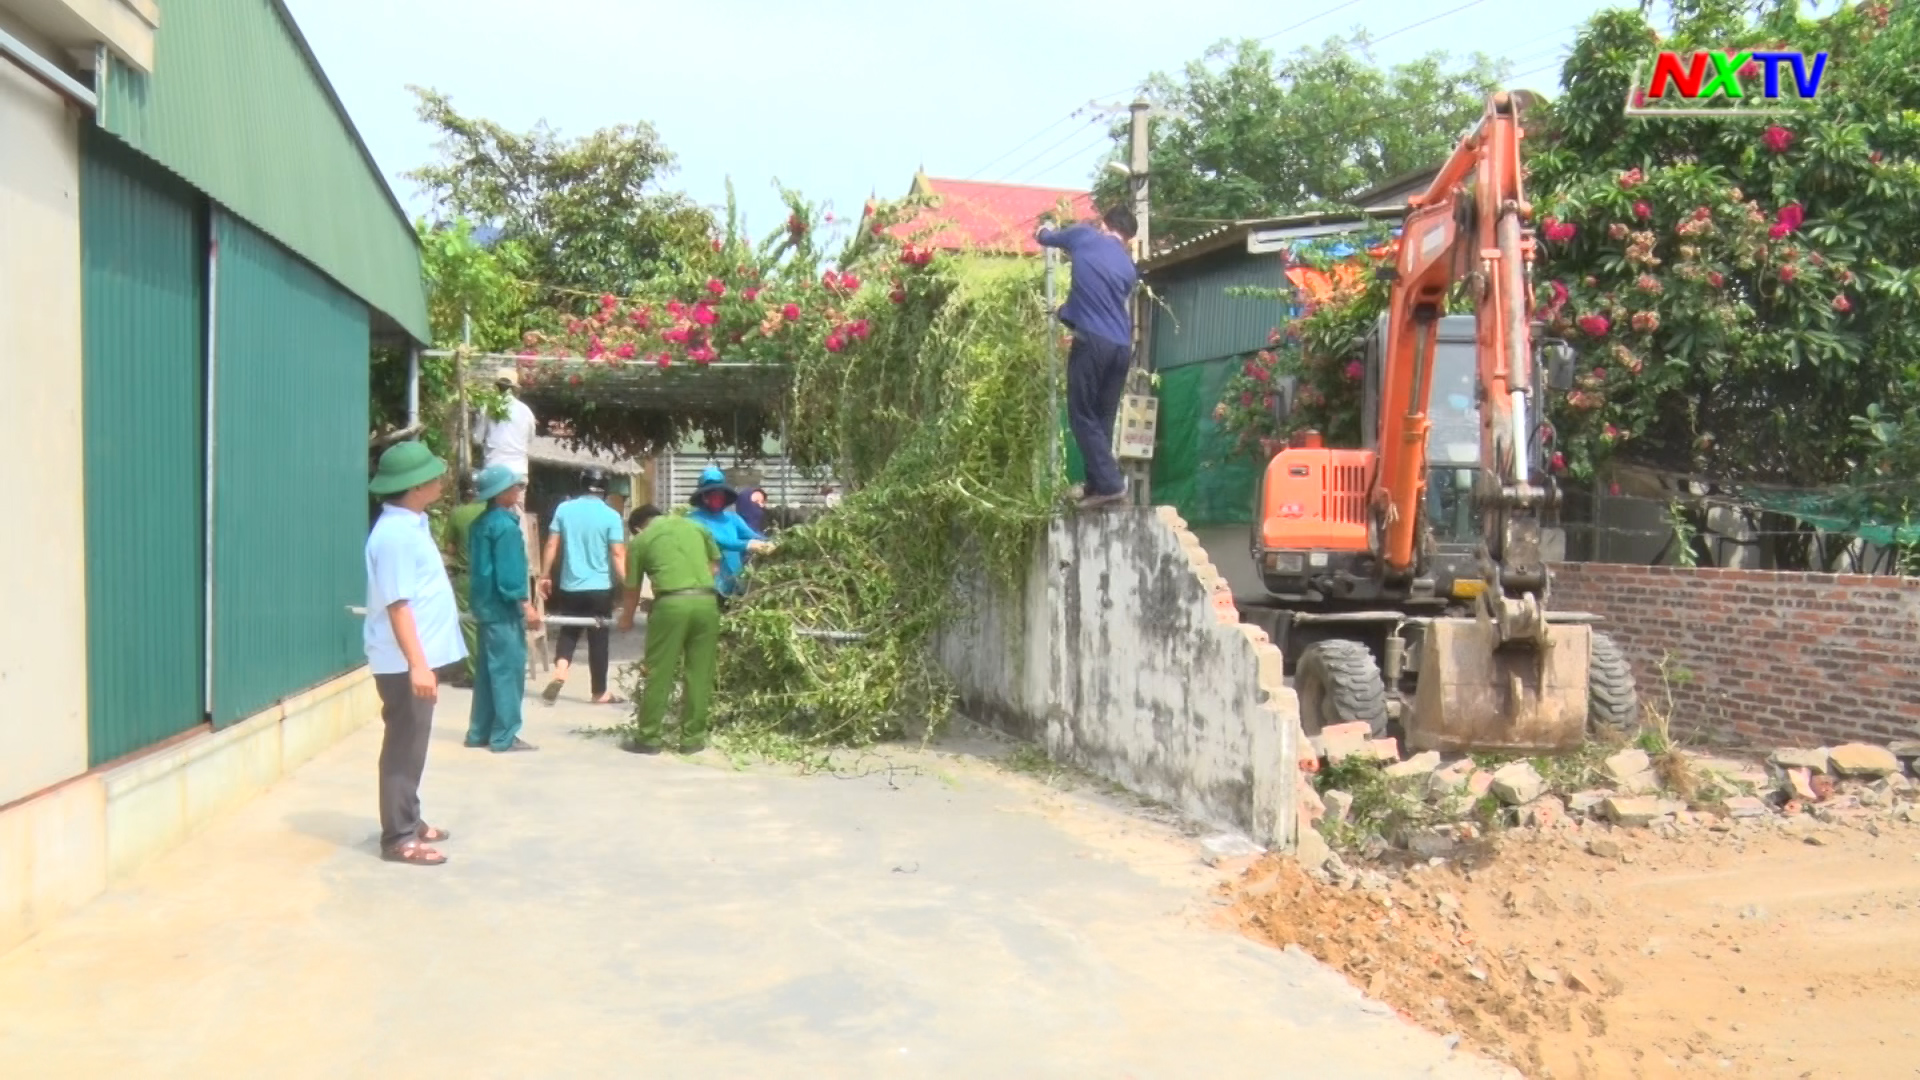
[1221,813,1920,1078]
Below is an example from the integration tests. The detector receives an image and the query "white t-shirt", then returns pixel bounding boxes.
[476,396,536,477]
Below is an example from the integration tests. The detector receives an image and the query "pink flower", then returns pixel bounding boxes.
[1763,125,1794,153]
[656,353,672,369]
[615,343,636,360]
[692,303,717,326]
[1633,201,1652,220]
[711,238,723,252]
[1630,310,1661,332]
[1549,280,1569,306]
[822,270,840,290]
[744,286,761,302]
[666,300,685,318]
[1544,222,1577,243]
[1780,265,1798,283]
[567,318,586,335]
[587,336,604,360]
[825,333,845,353]
[1768,223,1790,239]
[1833,294,1851,312]
[662,327,690,344]
[1708,271,1725,288]
[1551,452,1567,471]
[890,288,906,304]
[1617,168,1644,189]
[688,345,716,364]
[1776,203,1805,230]
[706,278,726,297]
[630,307,651,329]
[1631,89,1648,108]
[1344,360,1364,381]
[782,303,802,322]
[850,319,871,340]
[600,293,617,310]
[841,272,861,293]
[1577,314,1611,336]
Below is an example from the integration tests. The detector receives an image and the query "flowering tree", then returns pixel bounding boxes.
[1526,1,1920,487]
[1217,1,1920,513]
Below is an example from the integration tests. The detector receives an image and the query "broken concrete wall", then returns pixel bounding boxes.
[1550,562,1920,748]
[938,507,1306,848]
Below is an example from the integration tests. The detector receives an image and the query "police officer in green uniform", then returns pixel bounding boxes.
[465,465,542,753]
[617,503,724,754]
[445,477,489,687]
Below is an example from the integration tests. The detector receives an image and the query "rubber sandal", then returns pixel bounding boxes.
[540,679,564,705]
[593,695,627,706]
[382,840,446,866]
[417,824,451,843]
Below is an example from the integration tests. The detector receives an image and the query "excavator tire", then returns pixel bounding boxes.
[1294,639,1390,738]
[1587,631,1640,737]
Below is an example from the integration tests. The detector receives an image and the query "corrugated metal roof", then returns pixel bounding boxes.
[866,175,1094,255]
[1140,209,1408,274]
[95,0,430,343]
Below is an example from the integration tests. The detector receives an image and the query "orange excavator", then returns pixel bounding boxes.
[1246,91,1639,751]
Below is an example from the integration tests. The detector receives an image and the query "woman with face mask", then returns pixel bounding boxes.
[686,465,771,599]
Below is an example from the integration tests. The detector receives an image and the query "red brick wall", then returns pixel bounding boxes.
[1549,563,1920,749]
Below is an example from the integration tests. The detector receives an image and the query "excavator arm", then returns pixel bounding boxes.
[1373,90,1552,646]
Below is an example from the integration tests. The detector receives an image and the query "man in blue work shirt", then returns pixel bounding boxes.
[1037,204,1140,509]
[538,468,627,705]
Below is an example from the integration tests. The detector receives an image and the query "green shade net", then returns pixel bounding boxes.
[1741,487,1920,547]
[1153,356,1262,526]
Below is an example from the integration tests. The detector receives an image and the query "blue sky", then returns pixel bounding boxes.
[283,0,1623,243]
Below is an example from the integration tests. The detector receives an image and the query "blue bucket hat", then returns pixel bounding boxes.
[474,464,521,502]
[689,464,736,508]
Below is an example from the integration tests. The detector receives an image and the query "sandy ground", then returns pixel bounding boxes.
[0,649,1506,1080]
[1225,806,1920,1079]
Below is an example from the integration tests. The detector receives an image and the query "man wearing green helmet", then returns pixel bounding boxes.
[465,464,543,753]
[364,442,465,866]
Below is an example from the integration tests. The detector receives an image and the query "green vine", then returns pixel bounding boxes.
[707,257,1059,746]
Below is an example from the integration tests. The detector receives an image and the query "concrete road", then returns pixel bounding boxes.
[0,648,1508,1079]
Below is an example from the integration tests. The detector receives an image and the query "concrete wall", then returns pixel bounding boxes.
[939,507,1305,848]
[0,49,89,807]
[0,668,376,956]
[1550,562,1920,749]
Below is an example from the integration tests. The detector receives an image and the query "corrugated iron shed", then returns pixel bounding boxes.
[95,0,430,343]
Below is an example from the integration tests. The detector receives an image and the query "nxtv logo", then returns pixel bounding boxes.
[1624,50,1829,117]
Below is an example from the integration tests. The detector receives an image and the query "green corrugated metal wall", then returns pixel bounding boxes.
[80,129,209,766]
[95,0,430,342]
[210,214,369,726]
[1148,252,1291,370]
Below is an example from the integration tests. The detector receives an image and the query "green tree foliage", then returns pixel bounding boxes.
[405,87,715,310]
[1527,0,1920,489]
[1092,36,1507,246]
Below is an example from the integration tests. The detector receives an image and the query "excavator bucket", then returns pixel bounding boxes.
[1404,619,1590,754]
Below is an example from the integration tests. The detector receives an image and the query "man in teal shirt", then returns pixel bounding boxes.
[466,465,542,752]
[538,468,627,704]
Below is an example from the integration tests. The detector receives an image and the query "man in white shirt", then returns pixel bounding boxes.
[475,366,536,484]
[364,442,468,867]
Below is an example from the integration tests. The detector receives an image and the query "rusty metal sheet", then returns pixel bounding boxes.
[1405,619,1590,754]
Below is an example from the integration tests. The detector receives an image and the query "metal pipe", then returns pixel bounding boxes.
[203,214,221,719]
[406,344,420,428]
[343,605,867,641]
[1044,248,1060,483]
[0,25,96,109]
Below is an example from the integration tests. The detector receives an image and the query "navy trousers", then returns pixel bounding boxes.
[1066,332,1131,497]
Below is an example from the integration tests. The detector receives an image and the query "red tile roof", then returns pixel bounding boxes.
[867,175,1095,255]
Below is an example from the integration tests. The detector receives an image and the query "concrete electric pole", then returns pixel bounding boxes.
[1128,98,1151,259]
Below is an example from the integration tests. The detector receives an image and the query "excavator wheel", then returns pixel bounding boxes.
[1294,639,1390,738]
[1587,631,1641,737]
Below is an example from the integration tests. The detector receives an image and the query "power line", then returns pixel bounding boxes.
[965,110,1091,180]
[1366,0,1494,48]
[1018,124,1120,185]
[1259,0,1367,41]
[999,113,1112,185]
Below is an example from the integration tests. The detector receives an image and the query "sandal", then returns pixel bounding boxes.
[382,840,446,866]
[592,694,627,706]
[540,679,564,705]
[417,824,451,843]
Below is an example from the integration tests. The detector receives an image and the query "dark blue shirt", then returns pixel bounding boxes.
[1036,224,1137,350]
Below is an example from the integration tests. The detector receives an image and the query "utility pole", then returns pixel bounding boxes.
[1128,98,1151,258]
